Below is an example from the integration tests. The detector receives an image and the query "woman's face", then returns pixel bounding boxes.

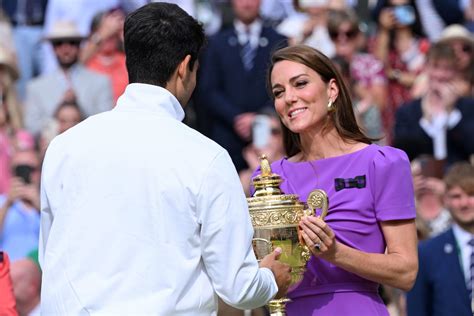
[330,21,359,59]
[56,105,82,134]
[270,60,337,134]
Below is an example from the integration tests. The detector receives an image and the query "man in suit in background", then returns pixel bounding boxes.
[24,21,113,136]
[407,162,474,316]
[196,0,286,172]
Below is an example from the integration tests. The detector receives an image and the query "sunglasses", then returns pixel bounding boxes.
[461,43,472,53]
[329,29,358,41]
[52,40,81,47]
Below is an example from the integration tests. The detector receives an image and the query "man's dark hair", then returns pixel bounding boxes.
[124,3,205,87]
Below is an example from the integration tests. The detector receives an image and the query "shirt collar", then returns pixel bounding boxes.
[234,19,262,45]
[113,83,185,121]
[453,223,474,248]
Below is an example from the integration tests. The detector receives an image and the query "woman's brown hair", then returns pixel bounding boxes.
[267,44,374,157]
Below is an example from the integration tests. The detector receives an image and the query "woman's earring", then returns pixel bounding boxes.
[327,100,335,112]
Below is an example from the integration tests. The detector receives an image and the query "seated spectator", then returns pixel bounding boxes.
[24,21,113,136]
[0,46,34,194]
[328,9,386,141]
[83,9,128,103]
[394,42,474,166]
[38,100,84,160]
[412,24,474,99]
[411,156,451,237]
[0,252,17,316]
[372,0,428,143]
[0,149,40,262]
[10,257,41,316]
[407,162,474,316]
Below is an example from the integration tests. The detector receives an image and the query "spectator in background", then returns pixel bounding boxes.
[394,42,474,166]
[0,252,17,316]
[373,0,465,42]
[0,149,40,262]
[276,0,335,58]
[83,9,128,103]
[411,156,452,238]
[0,46,34,195]
[239,107,285,197]
[328,9,385,141]
[412,24,474,99]
[407,162,474,316]
[0,1,48,100]
[41,0,143,73]
[372,0,428,143]
[438,24,473,97]
[10,258,41,316]
[196,0,287,172]
[24,21,113,136]
[37,100,84,161]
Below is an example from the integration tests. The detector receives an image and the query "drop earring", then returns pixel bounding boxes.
[327,100,334,112]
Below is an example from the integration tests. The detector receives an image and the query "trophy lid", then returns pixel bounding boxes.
[247,155,304,212]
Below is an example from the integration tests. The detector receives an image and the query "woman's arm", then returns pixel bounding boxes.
[300,216,418,291]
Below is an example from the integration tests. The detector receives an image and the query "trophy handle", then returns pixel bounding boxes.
[306,189,329,220]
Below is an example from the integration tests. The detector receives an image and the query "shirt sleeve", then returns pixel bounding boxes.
[370,146,416,221]
[196,151,277,309]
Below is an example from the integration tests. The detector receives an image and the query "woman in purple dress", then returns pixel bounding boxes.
[265,45,418,315]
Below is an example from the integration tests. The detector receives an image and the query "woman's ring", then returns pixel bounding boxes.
[314,242,321,251]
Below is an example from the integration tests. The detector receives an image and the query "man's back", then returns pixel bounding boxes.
[40,84,276,314]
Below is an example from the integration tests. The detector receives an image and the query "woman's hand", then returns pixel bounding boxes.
[299,216,337,259]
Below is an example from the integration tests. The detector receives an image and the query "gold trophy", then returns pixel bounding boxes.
[247,155,329,316]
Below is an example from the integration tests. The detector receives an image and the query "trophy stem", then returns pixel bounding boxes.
[268,298,291,316]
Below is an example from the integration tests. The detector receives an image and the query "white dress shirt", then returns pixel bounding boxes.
[39,83,277,315]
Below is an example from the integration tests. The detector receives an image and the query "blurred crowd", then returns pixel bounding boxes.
[0,0,473,315]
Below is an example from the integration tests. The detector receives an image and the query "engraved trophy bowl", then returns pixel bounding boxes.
[247,155,329,316]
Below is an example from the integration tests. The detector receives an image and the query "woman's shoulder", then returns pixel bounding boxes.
[367,144,411,172]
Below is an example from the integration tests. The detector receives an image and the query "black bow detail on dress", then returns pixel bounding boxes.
[334,175,366,192]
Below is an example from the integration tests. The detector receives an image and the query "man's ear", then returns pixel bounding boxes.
[177,55,192,80]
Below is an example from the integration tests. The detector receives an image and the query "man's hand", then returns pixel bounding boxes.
[259,247,292,299]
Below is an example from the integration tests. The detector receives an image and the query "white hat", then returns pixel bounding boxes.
[44,21,84,42]
[0,46,19,81]
[299,0,329,9]
[439,24,473,43]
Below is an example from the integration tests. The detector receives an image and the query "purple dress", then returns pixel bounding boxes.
[255,144,416,315]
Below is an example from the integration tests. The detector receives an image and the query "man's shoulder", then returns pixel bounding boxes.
[76,66,110,84]
[396,98,422,116]
[27,72,57,90]
[419,228,453,254]
[178,123,226,156]
[261,25,287,41]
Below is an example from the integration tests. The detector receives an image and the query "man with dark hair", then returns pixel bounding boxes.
[39,3,291,315]
[407,162,474,316]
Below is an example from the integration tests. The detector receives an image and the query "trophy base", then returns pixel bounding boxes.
[268,298,291,316]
